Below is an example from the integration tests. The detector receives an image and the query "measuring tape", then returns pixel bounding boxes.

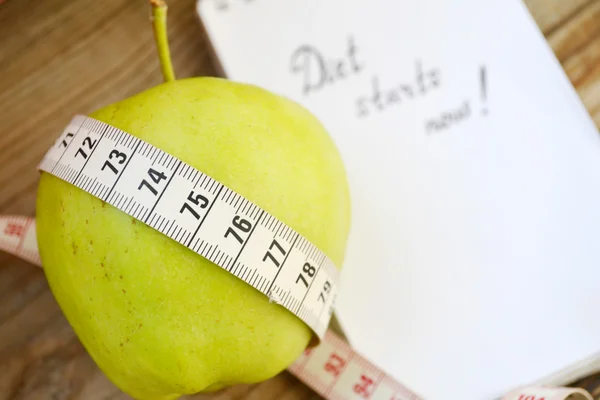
[0,216,594,400]
[36,114,340,340]
[0,115,595,399]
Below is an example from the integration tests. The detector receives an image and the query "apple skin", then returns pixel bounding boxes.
[36,77,351,400]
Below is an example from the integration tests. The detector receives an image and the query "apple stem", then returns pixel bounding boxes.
[150,0,175,82]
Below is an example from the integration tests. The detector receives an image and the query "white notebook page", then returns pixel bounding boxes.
[196,1,600,398]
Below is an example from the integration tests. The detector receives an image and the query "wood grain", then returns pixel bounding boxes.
[0,0,599,399]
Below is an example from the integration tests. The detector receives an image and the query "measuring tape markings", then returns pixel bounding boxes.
[289,329,420,400]
[37,114,339,339]
[0,215,41,266]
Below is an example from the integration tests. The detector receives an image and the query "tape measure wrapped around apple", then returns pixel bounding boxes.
[32,1,350,398]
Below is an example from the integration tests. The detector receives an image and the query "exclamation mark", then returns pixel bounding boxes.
[480,65,488,115]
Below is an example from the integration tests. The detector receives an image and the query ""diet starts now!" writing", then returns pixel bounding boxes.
[288,35,488,135]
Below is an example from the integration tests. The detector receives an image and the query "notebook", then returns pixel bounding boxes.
[195,0,600,398]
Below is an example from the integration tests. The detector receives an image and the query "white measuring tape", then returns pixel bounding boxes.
[37,114,339,340]
[0,115,595,400]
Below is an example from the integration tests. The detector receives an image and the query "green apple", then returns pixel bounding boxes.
[35,1,351,399]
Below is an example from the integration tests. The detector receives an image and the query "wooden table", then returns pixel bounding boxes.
[1,0,600,398]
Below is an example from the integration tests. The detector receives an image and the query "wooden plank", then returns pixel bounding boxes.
[546,0,600,128]
[0,0,599,399]
[546,0,600,62]
[523,0,593,34]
